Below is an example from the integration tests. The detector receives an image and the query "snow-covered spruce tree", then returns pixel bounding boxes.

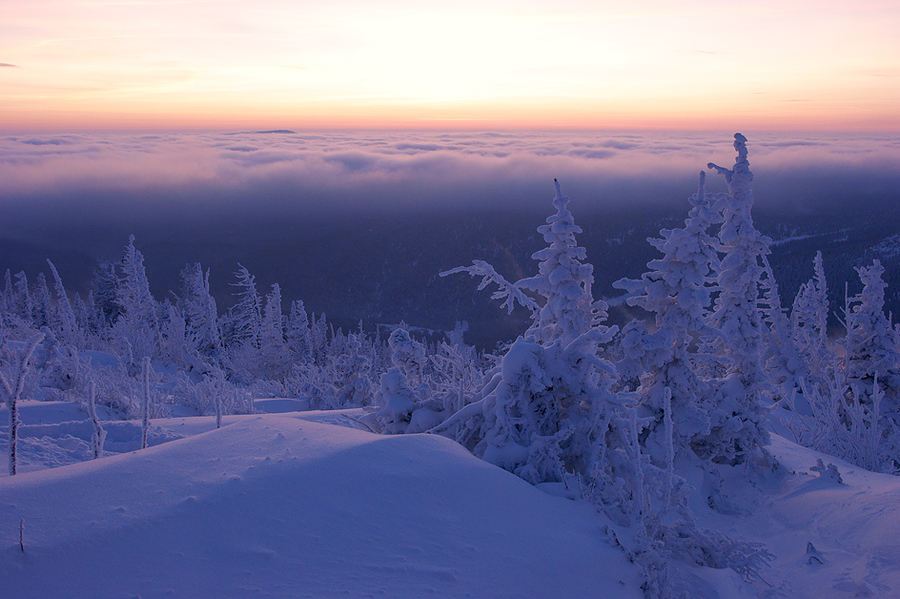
[790,251,831,378]
[225,264,261,349]
[610,167,774,590]
[31,272,52,329]
[117,236,160,362]
[440,180,620,484]
[786,257,900,472]
[613,171,724,461]
[0,270,12,327]
[179,262,221,360]
[701,133,772,464]
[46,260,80,348]
[12,272,32,325]
[841,260,900,404]
[781,253,832,424]
[366,325,448,434]
[257,283,291,381]
[758,254,806,403]
[158,301,187,364]
[90,260,124,333]
[221,264,262,382]
[285,299,312,363]
[329,331,374,409]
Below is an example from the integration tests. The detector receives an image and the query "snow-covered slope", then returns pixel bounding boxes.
[749,434,900,597]
[4,403,900,598]
[0,412,642,599]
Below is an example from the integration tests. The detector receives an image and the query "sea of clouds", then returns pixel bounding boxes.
[1,128,898,340]
[2,129,899,233]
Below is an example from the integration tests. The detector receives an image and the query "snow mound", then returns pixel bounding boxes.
[0,414,642,598]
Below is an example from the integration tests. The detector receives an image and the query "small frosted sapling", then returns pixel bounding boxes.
[1,333,44,476]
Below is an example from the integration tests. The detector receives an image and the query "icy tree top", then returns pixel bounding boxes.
[707,133,753,188]
[519,180,608,346]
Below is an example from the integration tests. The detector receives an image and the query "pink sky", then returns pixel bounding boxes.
[1,1,899,131]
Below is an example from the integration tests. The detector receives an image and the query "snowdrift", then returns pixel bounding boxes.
[0,413,642,599]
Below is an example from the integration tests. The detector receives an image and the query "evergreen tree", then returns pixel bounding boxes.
[614,171,724,459]
[703,133,772,463]
[842,260,900,402]
[47,260,79,347]
[442,180,620,483]
[285,299,312,362]
[12,272,31,323]
[258,283,290,380]
[791,251,829,368]
[117,236,159,361]
[179,262,221,358]
[31,272,52,329]
[225,264,261,349]
[91,260,124,330]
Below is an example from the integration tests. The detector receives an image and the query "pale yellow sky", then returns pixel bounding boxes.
[1,0,898,131]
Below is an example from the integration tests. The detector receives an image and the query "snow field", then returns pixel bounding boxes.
[1,410,643,599]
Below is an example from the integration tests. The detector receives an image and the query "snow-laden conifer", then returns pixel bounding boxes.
[91,261,123,331]
[388,326,426,387]
[118,236,159,361]
[46,260,79,347]
[759,254,806,402]
[841,260,900,402]
[31,273,52,329]
[179,263,221,359]
[614,171,724,459]
[703,133,771,463]
[13,271,32,323]
[226,264,261,350]
[791,251,830,372]
[257,283,290,380]
[440,180,620,483]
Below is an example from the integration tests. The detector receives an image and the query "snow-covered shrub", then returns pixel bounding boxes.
[366,368,419,434]
[426,341,485,415]
[388,326,426,388]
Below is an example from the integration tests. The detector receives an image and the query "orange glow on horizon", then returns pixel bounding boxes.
[2,1,899,133]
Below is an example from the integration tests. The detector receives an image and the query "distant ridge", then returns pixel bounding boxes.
[256,129,295,134]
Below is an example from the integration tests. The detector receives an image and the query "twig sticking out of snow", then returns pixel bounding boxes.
[88,380,106,459]
[140,356,151,450]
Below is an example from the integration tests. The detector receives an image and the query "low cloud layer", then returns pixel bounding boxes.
[1,129,899,235]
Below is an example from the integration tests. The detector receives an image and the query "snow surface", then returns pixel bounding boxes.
[0,406,642,599]
[2,402,900,598]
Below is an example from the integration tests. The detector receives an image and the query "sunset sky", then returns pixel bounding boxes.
[2,0,899,131]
